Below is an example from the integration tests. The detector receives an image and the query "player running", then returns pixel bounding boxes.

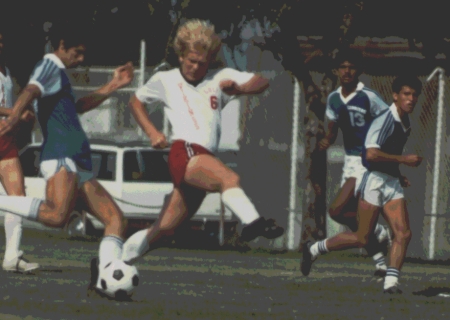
[120,19,284,264]
[302,75,423,294]
[0,29,39,273]
[311,48,392,279]
[0,23,133,291]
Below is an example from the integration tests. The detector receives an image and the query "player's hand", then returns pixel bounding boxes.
[149,131,169,149]
[20,109,35,123]
[111,62,134,90]
[402,154,423,167]
[318,138,331,151]
[220,80,241,95]
[400,175,411,187]
[0,114,19,136]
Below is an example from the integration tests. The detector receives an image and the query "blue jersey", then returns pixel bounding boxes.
[326,82,389,156]
[29,54,92,170]
[362,104,411,177]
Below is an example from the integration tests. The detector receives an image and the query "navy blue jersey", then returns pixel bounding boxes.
[29,54,92,170]
[326,82,389,156]
[362,104,411,177]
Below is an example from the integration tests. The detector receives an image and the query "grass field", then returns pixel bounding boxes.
[1,228,450,320]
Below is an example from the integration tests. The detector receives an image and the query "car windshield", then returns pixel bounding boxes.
[123,150,171,182]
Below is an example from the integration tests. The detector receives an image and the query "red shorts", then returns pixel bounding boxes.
[0,134,18,160]
[168,140,214,188]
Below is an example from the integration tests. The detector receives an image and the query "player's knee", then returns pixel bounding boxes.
[50,212,70,228]
[395,229,412,244]
[221,171,240,189]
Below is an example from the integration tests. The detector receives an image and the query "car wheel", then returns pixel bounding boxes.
[65,211,95,237]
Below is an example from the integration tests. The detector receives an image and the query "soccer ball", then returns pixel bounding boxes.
[99,259,139,300]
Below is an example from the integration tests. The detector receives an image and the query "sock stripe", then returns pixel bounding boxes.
[386,268,400,277]
[318,240,328,254]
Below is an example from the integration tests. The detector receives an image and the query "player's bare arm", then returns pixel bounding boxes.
[220,74,269,95]
[128,95,168,149]
[366,148,422,167]
[0,84,41,136]
[76,62,134,114]
[318,120,339,150]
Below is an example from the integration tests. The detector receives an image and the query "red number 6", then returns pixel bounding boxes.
[210,96,218,110]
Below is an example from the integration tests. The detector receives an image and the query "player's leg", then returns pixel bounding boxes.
[0,155,39,272]
[121,184,206,264]
[0,160,79,228]
[329,177,359,230]
[184,152,284,241]
[381,198,411,294]
[79,178,126,268]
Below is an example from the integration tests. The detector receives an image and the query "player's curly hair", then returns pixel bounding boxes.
[392,75,423,95]
[173,19,222,58]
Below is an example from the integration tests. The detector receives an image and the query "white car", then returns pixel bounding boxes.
[18,139,234,239]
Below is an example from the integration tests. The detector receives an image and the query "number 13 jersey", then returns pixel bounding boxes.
[326,82,389,156]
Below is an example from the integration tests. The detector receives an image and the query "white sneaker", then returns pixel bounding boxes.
[3,252,40,273]
[375,224,392,247]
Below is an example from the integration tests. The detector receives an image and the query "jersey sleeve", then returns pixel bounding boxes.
[365,113,394,149]
[366,90,389,117]
[28,59,61,97]
[135,72,166,105]
[325,93,339,121]
[219,68,255,86]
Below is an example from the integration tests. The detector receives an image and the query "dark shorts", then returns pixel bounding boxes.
[168,140,214,188]
[0,134,18,160]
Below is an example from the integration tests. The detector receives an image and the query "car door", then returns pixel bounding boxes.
[120,149,173,219]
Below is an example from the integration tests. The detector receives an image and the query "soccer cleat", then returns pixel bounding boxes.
[383,283,402,294]
[2,252,40,273]
[373,267,387,282]
[300,241,315,276]
[240,217,284,242]
[87,257,100,293]
[375,225,392,256]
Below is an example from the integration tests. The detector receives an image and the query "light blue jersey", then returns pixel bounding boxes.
[362,104,411,177]
[326,82,389,156]
[29,54,92,170]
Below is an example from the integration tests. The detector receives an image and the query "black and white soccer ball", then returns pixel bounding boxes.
[99,259,139,300]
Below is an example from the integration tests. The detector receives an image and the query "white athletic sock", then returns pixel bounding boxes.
[309,239,329,258]
[384,268,400,289]
[3,213,23,262]
[372,252,387,270]
[221,188,260,225]
[98,235,124,269]
[121,229,150,264]
[0,196,41,221]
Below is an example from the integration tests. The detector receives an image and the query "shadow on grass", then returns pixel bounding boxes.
[413,286,450,297]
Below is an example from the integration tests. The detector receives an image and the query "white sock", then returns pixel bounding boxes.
[309,239,329,258]
[221,188,260,225]
[98,235,124,269]
[372,252,387,270]
[384,267,400,289]
[0,195,41,221]
[121,229,150,264]
[3,213,23,262]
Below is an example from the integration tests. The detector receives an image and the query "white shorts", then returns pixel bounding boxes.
[40,158,94,188]
[356,171,404,207]
[341,155,367,188]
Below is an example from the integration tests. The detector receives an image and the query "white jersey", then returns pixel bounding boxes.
[135,68,254,152]
[0,67,13,109]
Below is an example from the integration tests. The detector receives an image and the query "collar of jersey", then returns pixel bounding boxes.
[44,53,66,69]
[338,82,364,104]
[390,103,410,131]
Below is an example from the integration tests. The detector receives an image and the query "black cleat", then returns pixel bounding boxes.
[87,257,99,292]
[240,217,284,242]
[383,284,402,294]
[301,241,314,276]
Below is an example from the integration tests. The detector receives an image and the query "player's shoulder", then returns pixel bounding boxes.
[360,86,384,101]
[327,89,341,105]
[372,107,393,126]
[150,68,180,82]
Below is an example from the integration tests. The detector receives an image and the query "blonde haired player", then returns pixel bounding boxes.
[121,19,284,263]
